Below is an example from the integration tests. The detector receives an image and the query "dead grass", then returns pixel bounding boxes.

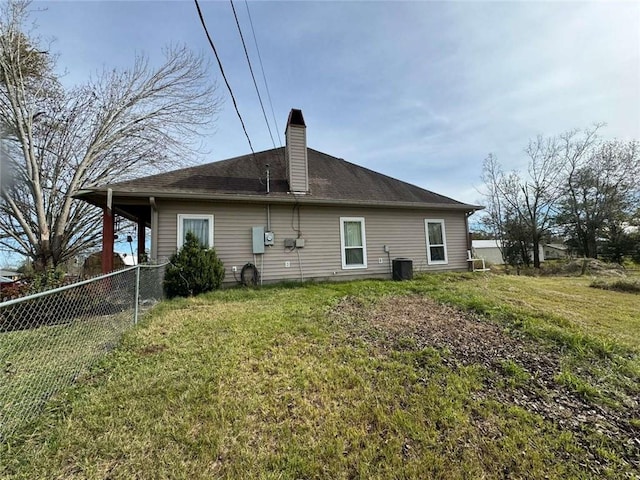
[591,278,640,294]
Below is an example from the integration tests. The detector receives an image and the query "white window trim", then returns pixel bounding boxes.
[177,214,214,249]
[340,217,368,269]
[425,219,448,265]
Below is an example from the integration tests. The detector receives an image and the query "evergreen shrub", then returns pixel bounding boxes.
[164,232,225,298]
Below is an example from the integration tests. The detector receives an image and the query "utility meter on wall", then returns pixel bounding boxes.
[264,231,275,246]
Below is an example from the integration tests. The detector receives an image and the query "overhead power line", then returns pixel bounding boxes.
[230,0,277,151]
[193,0,255,155]
[244,0,283,148]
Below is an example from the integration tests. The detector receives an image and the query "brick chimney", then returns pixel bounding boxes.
[285,109,309,194]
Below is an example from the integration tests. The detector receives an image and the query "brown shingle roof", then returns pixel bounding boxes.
[77,147,480,210]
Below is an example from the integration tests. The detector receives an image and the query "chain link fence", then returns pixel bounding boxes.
[0,263,166,442]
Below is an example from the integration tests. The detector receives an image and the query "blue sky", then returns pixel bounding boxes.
[1,0,639,266]
[32,0,640,203]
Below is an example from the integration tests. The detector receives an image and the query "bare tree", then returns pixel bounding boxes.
[483,124,640,265]
[479,154,514,263]
[481,135,565,268]
[0,0,220,269]
[559,133,639,259]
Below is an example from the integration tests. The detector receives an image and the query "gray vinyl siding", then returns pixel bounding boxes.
[155,200,469,284]
[286,127,309,193]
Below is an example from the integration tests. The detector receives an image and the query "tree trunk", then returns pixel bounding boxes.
[586,237,598,259]
[579,235,590,258]
[532,238,541,268]
[34,242,54,272]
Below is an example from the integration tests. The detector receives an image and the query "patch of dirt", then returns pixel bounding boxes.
[331,295,640,473]
[137,343,167,356]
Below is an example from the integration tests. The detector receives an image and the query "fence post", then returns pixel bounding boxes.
[134,265,141,324]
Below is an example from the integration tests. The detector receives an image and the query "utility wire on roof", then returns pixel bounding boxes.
[230,0,277,151]
[243,0,283,149]
[193,0,255,155]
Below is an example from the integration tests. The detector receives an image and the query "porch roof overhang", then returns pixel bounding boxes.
[74,190,153,227]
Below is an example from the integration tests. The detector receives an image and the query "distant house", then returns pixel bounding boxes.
[0,271,21,297]
[76,109,483,284]
[82,252,137,278]
[472,240,504,265]
[0,270,20,282]
[472,239,545,265]
[544,243,569,260]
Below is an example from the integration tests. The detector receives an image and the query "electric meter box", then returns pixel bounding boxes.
[264,231,275,246]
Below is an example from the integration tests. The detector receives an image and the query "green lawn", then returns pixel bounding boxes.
[1,273,638,479]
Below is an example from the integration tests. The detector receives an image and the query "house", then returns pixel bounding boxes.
[544,243,569,260]
[471,240,505,265]
[75,109,482,284]
[82,252,138,278]
[472,239,545,265]
[0,270,20,282]
[0,271,22,298]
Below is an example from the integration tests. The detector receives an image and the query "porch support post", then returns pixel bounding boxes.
[102,206,114,274]
[465,211,473,272]
[137,218,146,264]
